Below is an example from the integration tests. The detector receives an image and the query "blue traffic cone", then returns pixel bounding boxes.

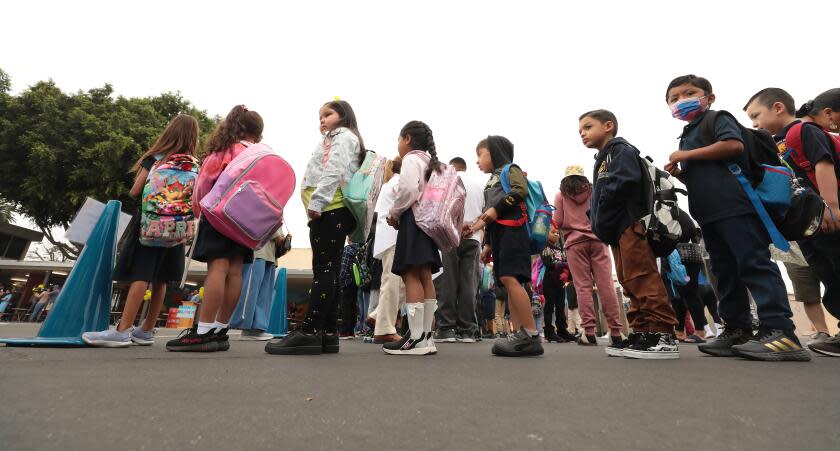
[1,200,121,347]
[267,267,288,337]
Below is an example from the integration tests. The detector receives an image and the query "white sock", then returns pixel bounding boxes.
[213,321,229,333]
[423,299,437,334]
[197,322,215,335]
[405,303,425,340]
[525,328,539,337]
[704,324,714,338]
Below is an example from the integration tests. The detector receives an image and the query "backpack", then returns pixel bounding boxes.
[139,154,200,247]
[635,155,686,257]
[352,236,374,288]
[676,242,704,265]
[199,142,296,250]
[413,164,467,253]
[699,110,781,187]
[343,150,387,243]
[498,164,555,254]
[784,121,840,191]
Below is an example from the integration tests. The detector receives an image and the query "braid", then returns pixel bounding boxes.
[422,122,442,180]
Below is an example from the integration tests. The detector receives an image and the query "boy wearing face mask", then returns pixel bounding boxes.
[664,74,808,362]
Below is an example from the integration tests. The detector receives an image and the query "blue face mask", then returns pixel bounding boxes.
[671,96,707,121]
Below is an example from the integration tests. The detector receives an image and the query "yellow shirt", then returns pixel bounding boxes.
[301,186,344,213]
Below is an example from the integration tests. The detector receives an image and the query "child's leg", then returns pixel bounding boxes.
[116,281,150,332]
[612,224,677,334]
[501,276,536,332]
[374,248,401,336]
[139,282,167,331]
[702,218,779,330]
[199,257,230,324]
[401,267,425,340]
[566,243,597,335]
[589,242,623,336]
[215,255,245,326]
[420,265,436,301]
[798,237,840,330]
[339,285,358,335]
[494,298,506,334]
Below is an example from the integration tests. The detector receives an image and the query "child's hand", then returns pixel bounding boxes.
[480,245,492,264]
[468,219,486,236]
[822,203,840,234]
[307,210,321,220]
[479,207,498,226]
[664,161,682,176]
[386,215,400,229]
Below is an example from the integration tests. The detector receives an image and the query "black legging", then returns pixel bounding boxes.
[302,208,356,334]
[543,273,569,333]
[698,284,721,324]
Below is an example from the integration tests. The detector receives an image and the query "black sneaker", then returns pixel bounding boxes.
[577,334,597,346]
[322,333,339,354]
[214,328,230,352]
[606,333,641,357]
[544,326,563,343]
[698,327,752,357]
[383,332,434,355]
[808,333,840,357]
[264,329,323,355]
[731,328,811,362]
[623,333,679,360]
[456,332,476,343]
[166,326,218,352]
[491,328,544,357]
[557,330,578,343]
[433,329,457,343]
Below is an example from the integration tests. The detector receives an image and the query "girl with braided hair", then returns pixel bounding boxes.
[383,120,444,355]
[266,100,363,355]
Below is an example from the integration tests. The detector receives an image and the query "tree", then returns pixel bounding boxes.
[0,68,218,259]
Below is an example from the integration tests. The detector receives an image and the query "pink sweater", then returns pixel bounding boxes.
[552,187,599,249]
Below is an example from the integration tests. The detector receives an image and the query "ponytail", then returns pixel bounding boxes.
[796,100,814,118]
[206,105,264,154]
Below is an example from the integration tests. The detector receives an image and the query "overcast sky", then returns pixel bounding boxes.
[3,0,838,256]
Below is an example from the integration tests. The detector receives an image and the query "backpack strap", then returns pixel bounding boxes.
[698,110,720,147]
[785,122,823,188]
[727,163,790,252]
[499,164,513,193]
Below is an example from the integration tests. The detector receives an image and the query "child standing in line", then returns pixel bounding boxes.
[553,165,624,347]
[166,106,263,352]
[383,121,443,356]
[744,87,840,357]
[267,100,364,355]
[338,242,361,339]
[84,114,199,348]
[540,223,576,342]
[582,109,679,359]
[664,75,807,361]
[229,231,288,341]
[468,135,544,357]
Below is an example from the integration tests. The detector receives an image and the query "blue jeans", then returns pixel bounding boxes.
[356,290,370,332]
[30,303,46,322]
[230,259,276,331]
[701,214,793,331]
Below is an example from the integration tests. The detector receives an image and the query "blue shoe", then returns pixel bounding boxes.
[82,329,132,348]
[130,327,156,346]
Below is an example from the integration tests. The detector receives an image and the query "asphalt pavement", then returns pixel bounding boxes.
[1,323,838,451]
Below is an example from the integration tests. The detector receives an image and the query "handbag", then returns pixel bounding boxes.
[275,225,293,259]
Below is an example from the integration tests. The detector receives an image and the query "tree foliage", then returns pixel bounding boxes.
[0,68,218,258]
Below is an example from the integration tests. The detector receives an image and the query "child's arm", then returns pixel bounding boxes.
[309,133,357,215]
[552,191,564,227]
[388,155,423,223]
[668,140,744,168]
[128,168,150,199]
[598,146,642,212]
[815,161,840,232]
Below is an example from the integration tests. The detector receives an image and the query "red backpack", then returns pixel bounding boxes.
[784,122,840,191]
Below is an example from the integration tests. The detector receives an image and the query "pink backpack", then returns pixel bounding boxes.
[413,165,466,252]
[199,141,296,250]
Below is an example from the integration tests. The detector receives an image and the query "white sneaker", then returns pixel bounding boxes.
[239,329,274,341]
[82,329,132,348]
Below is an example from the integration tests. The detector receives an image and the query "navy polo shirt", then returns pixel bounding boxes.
[678,110,753,225]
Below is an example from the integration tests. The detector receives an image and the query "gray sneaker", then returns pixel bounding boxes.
[433,329,457,343]
[131,327,156,346]
[456,332,476,343]
[82,329,132,348]
[240,329,274,341]
[807,332,831,346]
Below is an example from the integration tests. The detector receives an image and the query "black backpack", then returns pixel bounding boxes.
[699,110,780,187]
